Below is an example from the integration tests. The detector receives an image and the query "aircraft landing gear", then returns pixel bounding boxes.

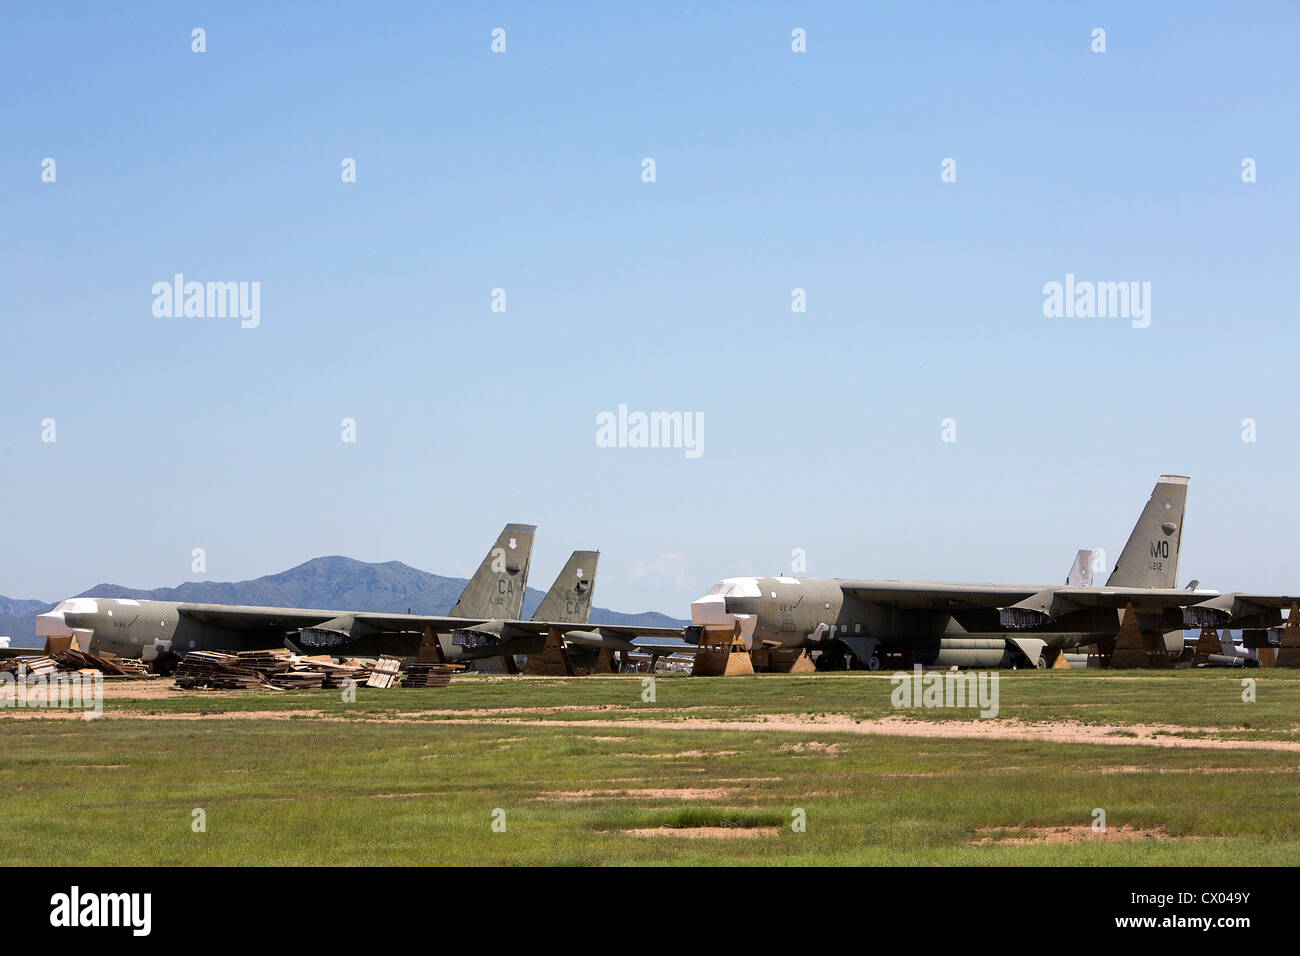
[815,642,882,671]
[815,644,850,671]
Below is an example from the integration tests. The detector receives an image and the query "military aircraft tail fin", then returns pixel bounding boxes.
[532,551,599,624]
[1219,632,1237,657]
[1065,549,1098,587]
[449,523,535,619]
[1105,476,1188,589]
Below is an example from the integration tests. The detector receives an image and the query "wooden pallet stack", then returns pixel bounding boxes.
[0,656,60,678]
[235,649,295,672]
[320,658,372,688]
[400,662,463,688]
[173,651,266,689]
[267,669,326,689]
[52,647,139,677]
[238,651,379,689]
[110,657,153,677]
[365,655,403,688]
[170,650,397,691]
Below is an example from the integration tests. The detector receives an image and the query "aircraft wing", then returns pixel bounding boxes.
[1221,594,1300,609]
[630,641,698,656]
[493,620,685,652]
[996,586,1223,629]
[834,582,1238,630]
[180,605,344,630]
[178,605,685,651]
[1048,587,1221,608]
[1178,592,1300,629]
[179,605,494,638]
[837,581,1042,610]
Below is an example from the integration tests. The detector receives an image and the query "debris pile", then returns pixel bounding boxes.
[323,659,374,689]
[0,655,60,678]
[173,651,264,689]
[234,650,374,688]
[400,662,464,688]
[54,648,151,677]
[0,649,156,680]
[172,650,386,690]
[365,655,403,688]
[167,648,462,691]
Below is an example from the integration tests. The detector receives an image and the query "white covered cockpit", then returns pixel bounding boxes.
[689,577,761,645]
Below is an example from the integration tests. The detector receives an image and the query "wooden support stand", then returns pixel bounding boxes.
[522,627,575,676]
[418,625,447,663]
[1276,602,1300,669]
[1243,629,1276,668]
[594,647,619,674]
[42,634,84,655]
[1107,602,1172,669]
[750,644,816,673]
[1191,626,1220,666]
[690,623,755,677]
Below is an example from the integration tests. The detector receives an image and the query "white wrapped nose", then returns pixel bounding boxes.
[690,594,732,626]
[35,610,70,637]
[35,598,98,639]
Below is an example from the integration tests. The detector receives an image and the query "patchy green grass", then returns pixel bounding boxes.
[88,669,1300,736]
[2,671,1298,865]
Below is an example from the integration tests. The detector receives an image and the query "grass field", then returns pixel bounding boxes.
[3,669,1300,865]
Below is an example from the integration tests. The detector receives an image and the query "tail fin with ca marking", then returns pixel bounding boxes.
[532,551,599,625]
[450,523,536,619]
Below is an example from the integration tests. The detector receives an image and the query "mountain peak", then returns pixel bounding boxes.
[0,558,684,642]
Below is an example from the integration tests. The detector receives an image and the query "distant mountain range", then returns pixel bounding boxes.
[0,556,686,646]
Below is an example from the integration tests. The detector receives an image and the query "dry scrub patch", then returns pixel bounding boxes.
[616,750,740,758]
[533,787,739,802]
[972,825,1183,846]
[623,826,780,839]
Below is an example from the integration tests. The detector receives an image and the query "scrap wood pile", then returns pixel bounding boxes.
[173,651,265,689]
[172,649,461,691]
[327,658,374,688]
[365,654,402,688]
[400,661,465,688]
[173,649,374,690]
[0,655,60,678]
[234,649,373,689]
[54,647,152,677]
[0,649,155,680]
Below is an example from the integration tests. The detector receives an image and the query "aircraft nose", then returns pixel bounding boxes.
[690,594,731,626]
[35,598,99,642]
[35,609,70,637]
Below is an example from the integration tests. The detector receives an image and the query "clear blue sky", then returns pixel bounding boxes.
[2,2,1298,613]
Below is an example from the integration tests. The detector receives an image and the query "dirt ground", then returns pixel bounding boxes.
[4,678,1297,753]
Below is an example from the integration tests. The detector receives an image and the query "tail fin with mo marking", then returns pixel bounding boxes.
[1105,476,1188,589]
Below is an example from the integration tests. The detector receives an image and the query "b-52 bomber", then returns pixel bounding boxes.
[687,476,1300,670]
[35,523,682,670]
